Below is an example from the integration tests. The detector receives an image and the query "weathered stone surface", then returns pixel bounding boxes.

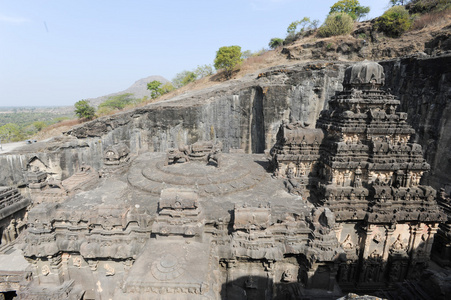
[1,56,449,192]
[0,58,450,299]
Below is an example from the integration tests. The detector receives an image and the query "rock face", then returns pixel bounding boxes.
[380,56,451,192]
[0,55,449,194]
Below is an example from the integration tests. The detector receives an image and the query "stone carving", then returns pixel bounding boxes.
[165,141,223,167]
[281,269,294,282]
[270,61,445,292]
[41,265,50,276]
[72,257,82,268]
[104,263,115,276]
[0,187,30,245]
[103,143,130,166]
[2,61,449,299]
[206,146,221,168]
[165,146,190,166]
[151,253,186,281]
[389,235,407,256]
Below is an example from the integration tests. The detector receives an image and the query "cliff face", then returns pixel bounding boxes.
[65,62,347,154]
[1,55,450,190]
[381,55,451,190]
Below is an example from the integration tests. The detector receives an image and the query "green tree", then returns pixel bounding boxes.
[268,38,284,49]
[182,71,196,86]
[214,45,242,80]
[318,12,354,37]
[329,0,370,20]
[287,17,312,34]
[99,93,134,110]
[147,80,164,99]
[194,64,214,78]
[376,5,412,37]
[173,70,196,88]
[32,121,47,132]
[0,123,24,142]
[74,100,96,120]
[160,82,175,94]
[241,50,253,59]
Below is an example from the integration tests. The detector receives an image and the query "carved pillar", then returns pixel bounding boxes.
[329,263,339,291]
[61,253,71,281]
[425,224,439,255]
[362,224,374,259]
[306,264,317,288]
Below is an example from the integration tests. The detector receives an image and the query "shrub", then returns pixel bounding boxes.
[318,12,354,37]
[160,82,175,94]
[376,6,412,37]
[268,38,284,49]
[194,64,214,79]
[147,81,174,99]
[99,93,135,111]
[74,100,96,120]
[329,0,370,20]
[172,71,196,88]
[408,0,451,14]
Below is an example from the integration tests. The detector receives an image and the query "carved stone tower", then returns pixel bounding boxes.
[271,61,446,292]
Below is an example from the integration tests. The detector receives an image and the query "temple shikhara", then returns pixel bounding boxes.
[0,61,450,300]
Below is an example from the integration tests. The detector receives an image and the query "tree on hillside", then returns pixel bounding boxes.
[214,46,243,80]
[376,5,412,37]
[268,38,284,49]
[32,121,47,132]
[99,93,135,110]
[0,123,24,142]
[146,81,174,100]
[318,12,355,37]
[194,64,214,79]
[173,71,196,88]
[160,82,175,94]
[287,17,313,35]
[329,0,370,20]
[147,81,163,99]
[74,100,96,120]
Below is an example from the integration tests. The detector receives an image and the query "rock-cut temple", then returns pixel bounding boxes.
[0,61,450,300]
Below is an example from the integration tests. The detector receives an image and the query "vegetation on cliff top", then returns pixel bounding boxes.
[30,0,451,141]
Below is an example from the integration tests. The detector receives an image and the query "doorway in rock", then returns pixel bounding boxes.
[1,291,17,300]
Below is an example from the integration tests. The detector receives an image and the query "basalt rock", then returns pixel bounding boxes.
[0,58,450,299]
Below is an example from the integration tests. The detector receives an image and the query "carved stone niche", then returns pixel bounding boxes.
[26,170,47,190]
[152,188,204,239]
[233,203,271,232]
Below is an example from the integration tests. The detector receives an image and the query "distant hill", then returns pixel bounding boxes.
[86,75,169,107]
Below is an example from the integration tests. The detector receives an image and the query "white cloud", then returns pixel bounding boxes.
[0,14,30,24]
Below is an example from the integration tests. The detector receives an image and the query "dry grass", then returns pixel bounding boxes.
[411,9,451,30]
[33,118,82,140]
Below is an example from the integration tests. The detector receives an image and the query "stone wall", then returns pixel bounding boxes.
[381,55,451,191]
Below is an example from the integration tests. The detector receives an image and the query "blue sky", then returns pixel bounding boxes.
[0,0,389,106]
